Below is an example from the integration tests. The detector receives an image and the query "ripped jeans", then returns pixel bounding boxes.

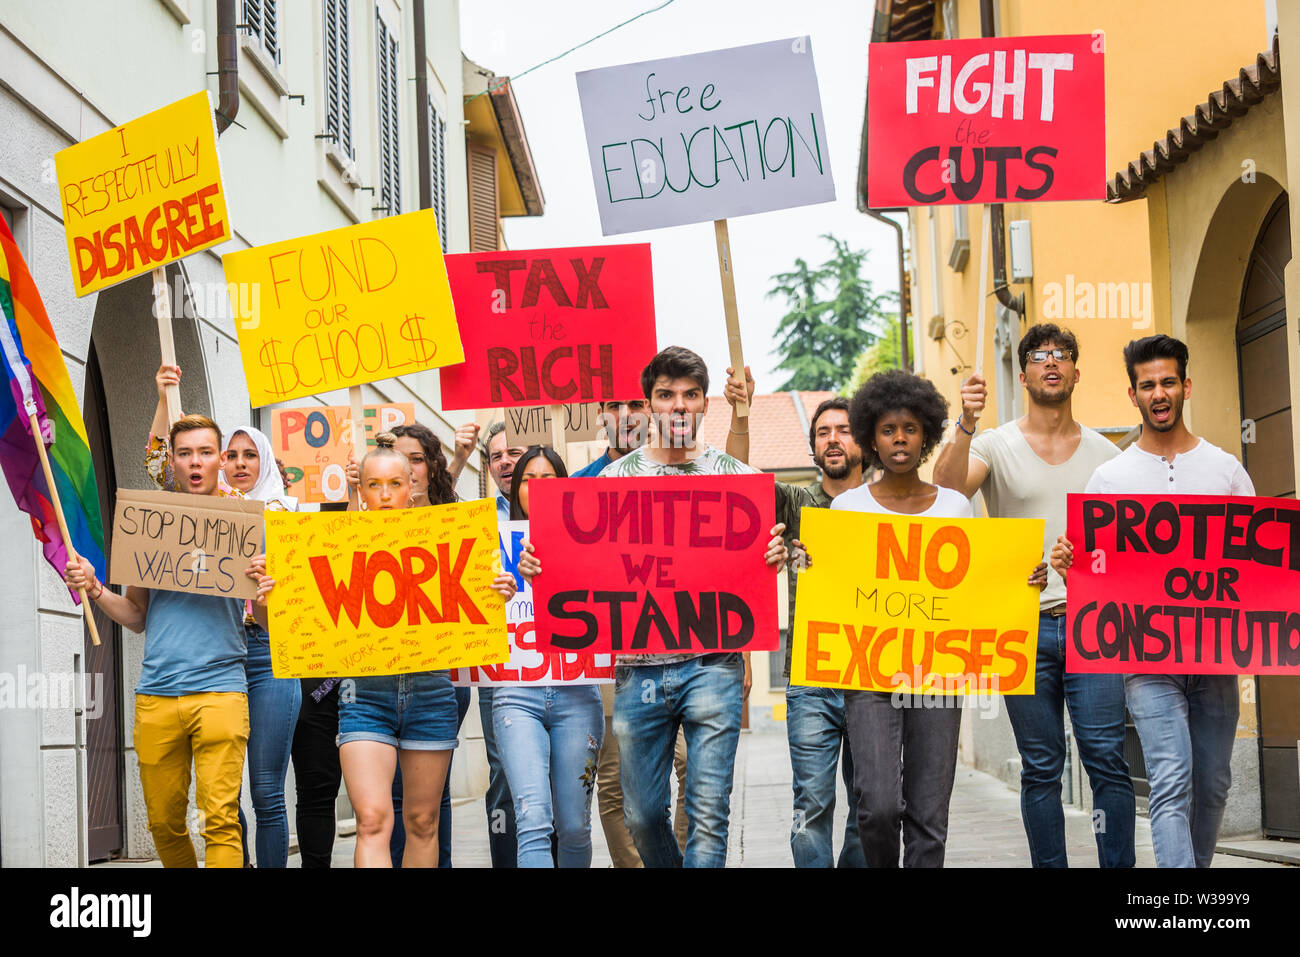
[492,684,604,868]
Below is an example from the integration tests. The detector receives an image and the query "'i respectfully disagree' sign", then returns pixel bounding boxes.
[576,37,836,234]
[866,34,1105,206]
[271,402,415,503]
[55,90,231,296]
[265,500,508,678]
[439,244,657,410]
[790,509,1043,694]
[224,208,464,406]
[530,474,779,655]
[109,489,264,600]
[1065,494,1300,675]
[450,521,614,685]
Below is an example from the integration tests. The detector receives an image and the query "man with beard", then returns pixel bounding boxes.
[933,323,1136,868]
[1052,335,1252,868]
[724,374,867,867]
[571,399,651,477]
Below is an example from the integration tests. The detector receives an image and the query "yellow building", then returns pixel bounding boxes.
[858,0,1297,847]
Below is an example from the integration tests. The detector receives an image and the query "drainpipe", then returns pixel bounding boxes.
[979,0,1025,317]
[864,207,911,372]
[414,0,432,210]
[215,0,239,134]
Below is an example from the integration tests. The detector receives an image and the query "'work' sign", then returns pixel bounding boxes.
[1065,494,1300,675]
[439,244,657,410]
[530,474,779,655]
[866,34,1105,206]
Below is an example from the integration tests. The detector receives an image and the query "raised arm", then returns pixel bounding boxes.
[931,372,990,499]
[723,366,754,464]
[448,421,480,484]
[146,364,183,491]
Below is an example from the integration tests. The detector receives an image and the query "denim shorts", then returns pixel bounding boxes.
[336,671,460,751]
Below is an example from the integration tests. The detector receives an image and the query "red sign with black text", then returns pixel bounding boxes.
[439,244,657,410]
[867,34,1105,206]
[1065,494,1300,675]
[530,474,779,655]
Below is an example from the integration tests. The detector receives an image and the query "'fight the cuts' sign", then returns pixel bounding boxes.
[866,34,1105,206]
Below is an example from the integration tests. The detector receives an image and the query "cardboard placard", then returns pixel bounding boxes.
[224,209,464,406]
[866,34,1105,206]
[55,90,231,296]
[1065,494,1300,675]
[265,499,508,677]
[790,509,1043,694]
[270,402,415,503]
[439,244,657,410]
[530,474,779,655]
[504,402,603,447]
[108,489,264,599]
[576,37,836,235]
[450,521,614,685]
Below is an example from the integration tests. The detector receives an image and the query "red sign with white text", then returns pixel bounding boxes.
[530,474,780,655]
[439,244,657,410]
[1065,494,1300,675]
[867,34,1105,206]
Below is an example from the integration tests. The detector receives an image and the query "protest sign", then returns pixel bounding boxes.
[576,37,835,234]
[450,521,614,685]
[265,499,508,678]
[790,508,1043,694]
[504,402,603,447]
[866,34,1105,206]
[530,474,779,655]
[55,91,231,297]
[108,489,264,600]
[439,244,657,410]
[1065,494,1300,675]
[270,402,414,503]
[224,209,464,407]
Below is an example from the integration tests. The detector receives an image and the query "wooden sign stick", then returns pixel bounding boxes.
[151,266,182,427]
[714,219,749,418]
[548,403,568,462]
[971,204,991,419]
[28,411,100,645]
[349,386,366,507]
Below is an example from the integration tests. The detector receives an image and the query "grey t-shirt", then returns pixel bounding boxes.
[970,420,1119,610]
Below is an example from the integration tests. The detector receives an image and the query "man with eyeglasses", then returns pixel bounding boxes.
[933,323,1136,868]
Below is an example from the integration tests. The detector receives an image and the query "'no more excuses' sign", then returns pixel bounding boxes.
[576,37,836,234]
[867,34,1105,206]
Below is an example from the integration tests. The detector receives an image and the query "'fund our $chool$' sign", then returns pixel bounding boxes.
[55,90,231,296]
[108,489,264,600]
[223,208,464,407]
[265,499,508,678]
[530,474,780,654]
[450,521,614,685]
[791,509,1044,694]
[866,34,1105,206]
[270,402,415,504]
[438,244,657,410]
[1065,494,1300,675]
[575,37,836,235]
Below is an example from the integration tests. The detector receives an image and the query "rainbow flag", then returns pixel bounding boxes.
[0,215,106,597]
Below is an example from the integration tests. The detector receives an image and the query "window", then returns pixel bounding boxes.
[427,96,448,250]
[375,11,400,215]
[244,0,280,63]
[323,0,352,158]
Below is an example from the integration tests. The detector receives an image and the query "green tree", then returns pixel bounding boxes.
[845,312,902,394]
[768,234,894,392]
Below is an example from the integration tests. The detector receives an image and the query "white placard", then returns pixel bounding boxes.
[576,36,836,235]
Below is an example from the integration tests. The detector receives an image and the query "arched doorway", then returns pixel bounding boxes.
[1236,193,1300,839]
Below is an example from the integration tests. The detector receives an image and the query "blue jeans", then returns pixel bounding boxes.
[238,624,300,868]
[785,685,864,868]
[1124,674,1238,868]
[613,653,743,868]
[1003,613,1135,867]
[493,685,603,867]
[478,687,517,867]
[390,685,471,868]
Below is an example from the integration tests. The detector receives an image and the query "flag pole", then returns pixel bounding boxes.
[28,410,100,646]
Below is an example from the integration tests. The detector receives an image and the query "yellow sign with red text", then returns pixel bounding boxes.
[790,508,1043,694]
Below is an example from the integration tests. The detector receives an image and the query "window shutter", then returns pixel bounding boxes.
[324,0,352,157]
[376,12,400,215]
[244,0,280,63]
[428,96,448,250]
[468,145,499,251]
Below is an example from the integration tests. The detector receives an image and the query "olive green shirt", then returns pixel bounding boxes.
[774,480,834,677]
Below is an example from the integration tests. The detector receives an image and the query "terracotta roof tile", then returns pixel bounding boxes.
[696,390,838,472]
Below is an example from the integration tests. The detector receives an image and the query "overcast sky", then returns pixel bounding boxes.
[460,0,902,394]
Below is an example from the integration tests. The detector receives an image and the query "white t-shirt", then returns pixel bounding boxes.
[1084,438,1255,496]
[832,483,974,518]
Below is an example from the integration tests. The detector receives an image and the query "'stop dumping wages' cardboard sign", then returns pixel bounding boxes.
[576,37,836,235]
[56,90,231,296]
